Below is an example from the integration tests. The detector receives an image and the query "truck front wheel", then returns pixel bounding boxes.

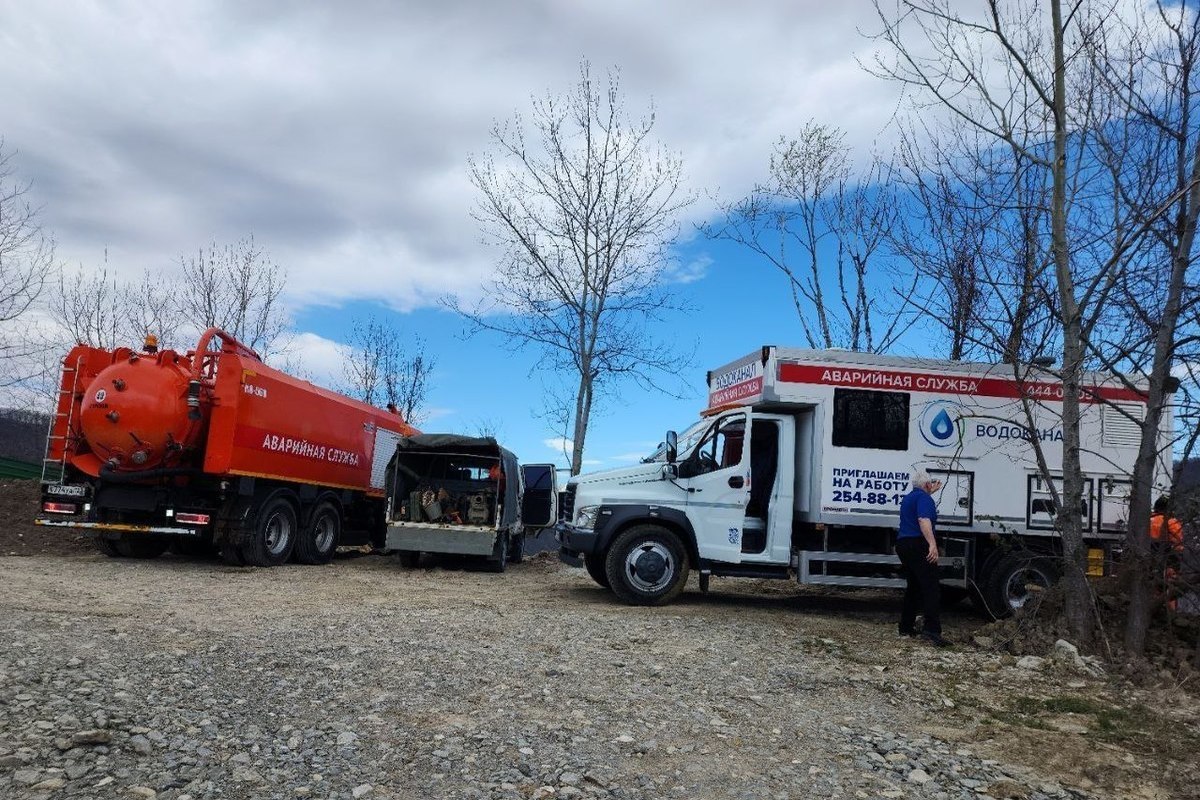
[604,525,689,606]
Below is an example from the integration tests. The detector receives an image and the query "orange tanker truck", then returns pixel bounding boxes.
[35,328,417,566]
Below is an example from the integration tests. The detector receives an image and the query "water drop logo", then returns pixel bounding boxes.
[919,403,961,447]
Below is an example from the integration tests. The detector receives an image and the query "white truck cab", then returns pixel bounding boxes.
[557,346,1172,613]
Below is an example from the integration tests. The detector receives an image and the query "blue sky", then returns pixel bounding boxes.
[295,232,934,474]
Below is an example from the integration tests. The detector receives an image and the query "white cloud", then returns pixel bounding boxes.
[0,0,906,313]
[665,255,712,285]
[280,331,349,389]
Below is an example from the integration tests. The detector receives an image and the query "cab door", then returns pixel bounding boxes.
[680,411,750,564]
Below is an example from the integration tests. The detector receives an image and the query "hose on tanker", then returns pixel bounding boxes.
[98,464,200,483]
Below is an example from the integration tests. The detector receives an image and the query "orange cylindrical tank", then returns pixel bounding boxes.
[78,349,202,471]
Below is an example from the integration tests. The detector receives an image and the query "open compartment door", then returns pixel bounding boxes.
[521,463,558,528]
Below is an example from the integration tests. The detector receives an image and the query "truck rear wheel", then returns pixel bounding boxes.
[295,501,340,565]
[604,525,689,606]
[487,535,509,573]
[242,493,298,567]
[114,536,169,559]
[95,536,122,558]
[220,538,247,566]
[171,536,218,559]
[981,551,1057,618]
[508,532,525,564]
[583,554,610,588]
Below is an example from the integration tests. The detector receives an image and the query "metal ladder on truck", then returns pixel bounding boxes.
[40,356,83,486]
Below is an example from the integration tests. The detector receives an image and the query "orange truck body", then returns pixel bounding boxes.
[38,328,417,563]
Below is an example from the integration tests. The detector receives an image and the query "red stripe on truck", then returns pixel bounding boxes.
[776,363,1146,404]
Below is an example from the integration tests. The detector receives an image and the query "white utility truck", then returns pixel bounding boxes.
[556,346,1172,614]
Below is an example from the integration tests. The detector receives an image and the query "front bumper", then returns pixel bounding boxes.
[555,521,600,565]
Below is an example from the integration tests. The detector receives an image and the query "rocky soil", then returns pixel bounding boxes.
[0,552,1196,799]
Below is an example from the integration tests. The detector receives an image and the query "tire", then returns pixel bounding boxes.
[940,586,970,607]
[981,551,1057,618]
[241,493,298,567]
[171,536,218,559]
[583,554,610,588]
[220,538,247,566]
[114,536,169,559]
[604,525,690,606]
[295,501,341,565]
[397,550,421,568]
[487,534,508,573]
[508,533,525,564]
[95,536,122,558]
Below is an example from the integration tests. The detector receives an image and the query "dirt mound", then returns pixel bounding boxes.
[0,479,94,556]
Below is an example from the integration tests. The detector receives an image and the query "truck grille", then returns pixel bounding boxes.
[560,484,576,522]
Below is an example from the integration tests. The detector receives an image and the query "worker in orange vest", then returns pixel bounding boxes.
[1150,496,1184,610]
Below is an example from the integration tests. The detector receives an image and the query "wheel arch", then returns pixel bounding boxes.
[601,506,698,566]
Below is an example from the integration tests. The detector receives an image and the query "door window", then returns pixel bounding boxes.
[686,413,746,477]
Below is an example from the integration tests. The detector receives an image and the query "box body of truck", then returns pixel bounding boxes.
[558,346,1172,611]
[384,434,556,571]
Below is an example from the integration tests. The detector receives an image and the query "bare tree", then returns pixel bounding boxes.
[123,268,182,348]
[1080,1,1200,654]
[341,315,436,425]
[471,416,504,440]
[869,0,1169,645]
[50,260,124,349]
[386,336,434,426]
[891,112,1061,365]
[707,123,912,352]
[178,235,288,356]
[0,141,55,387]
[457,61,693,475]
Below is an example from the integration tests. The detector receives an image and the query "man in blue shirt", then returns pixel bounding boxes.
[897,469,949,646]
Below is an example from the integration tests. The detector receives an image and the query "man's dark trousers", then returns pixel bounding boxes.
[896,537,941,636]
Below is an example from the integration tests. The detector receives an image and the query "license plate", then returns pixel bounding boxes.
[46,484,86,498]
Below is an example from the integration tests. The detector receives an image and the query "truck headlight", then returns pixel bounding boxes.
[574,505,599,529]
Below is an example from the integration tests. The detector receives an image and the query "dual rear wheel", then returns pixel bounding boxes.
[95,535,170,559]
[222,492,341,567]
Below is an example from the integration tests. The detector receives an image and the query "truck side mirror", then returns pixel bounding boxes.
[661,463,678,480]
[665,430,678,463]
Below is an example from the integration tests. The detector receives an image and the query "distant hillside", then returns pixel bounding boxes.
[0,408,49,463]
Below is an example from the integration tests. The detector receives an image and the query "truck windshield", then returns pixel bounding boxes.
[642,418,711,463]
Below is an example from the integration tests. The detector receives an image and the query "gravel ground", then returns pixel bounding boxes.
[0,552,1194,800]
